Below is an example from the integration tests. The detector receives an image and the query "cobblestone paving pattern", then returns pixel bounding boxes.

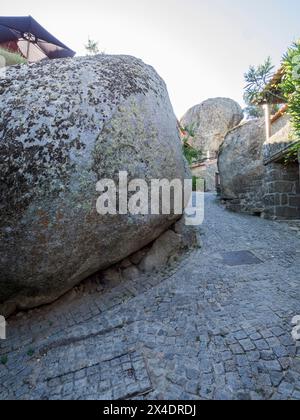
[1,194,300,400]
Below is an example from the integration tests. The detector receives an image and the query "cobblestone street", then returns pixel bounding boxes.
[1,194,300,400]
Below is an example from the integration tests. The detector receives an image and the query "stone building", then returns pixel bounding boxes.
[218,68,300,220]
[190,159,218,192]
[260,68,300,220]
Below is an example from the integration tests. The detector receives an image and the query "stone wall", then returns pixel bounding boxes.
[219,115,300,221]
[262,113,300,220]
[222,178,266,216]
[262,160,300,220]
[264,114,296,164]
[191,160,218,192]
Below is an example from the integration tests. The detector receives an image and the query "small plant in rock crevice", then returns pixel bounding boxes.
[27,348,35,357]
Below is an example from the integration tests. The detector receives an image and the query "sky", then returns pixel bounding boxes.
[1,0,300,118]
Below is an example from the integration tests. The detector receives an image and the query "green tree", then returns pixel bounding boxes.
[243,104,264,119]
[181,124,203,165]
[243,57,283,119]
[244,57,275,104]
[280,41,300,159]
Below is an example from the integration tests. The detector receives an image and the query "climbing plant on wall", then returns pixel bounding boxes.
[280,41,300,160]
[181,124,203,165]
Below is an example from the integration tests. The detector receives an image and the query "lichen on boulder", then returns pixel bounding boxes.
[0,54,189,312]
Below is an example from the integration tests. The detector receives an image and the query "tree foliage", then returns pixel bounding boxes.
[181,125,203,165]
[0,47,26,66]
[244,57,275,105]
[243,104,264,119]
[243,57,277,119]
[243,57,286,119]
[280,41,300,159]
[243,43,300,159]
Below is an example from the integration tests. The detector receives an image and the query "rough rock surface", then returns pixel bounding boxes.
[102,217,201,290]
[180,98,243,157]
[0,216,200,318]
[0,55,189,311]
[218,119,266,214]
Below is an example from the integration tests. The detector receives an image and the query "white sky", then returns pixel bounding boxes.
[2,0,300,118]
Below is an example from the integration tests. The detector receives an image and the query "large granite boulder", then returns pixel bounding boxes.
[218,119,266,214]
[180,98,243,157]
[0,55,189,311]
